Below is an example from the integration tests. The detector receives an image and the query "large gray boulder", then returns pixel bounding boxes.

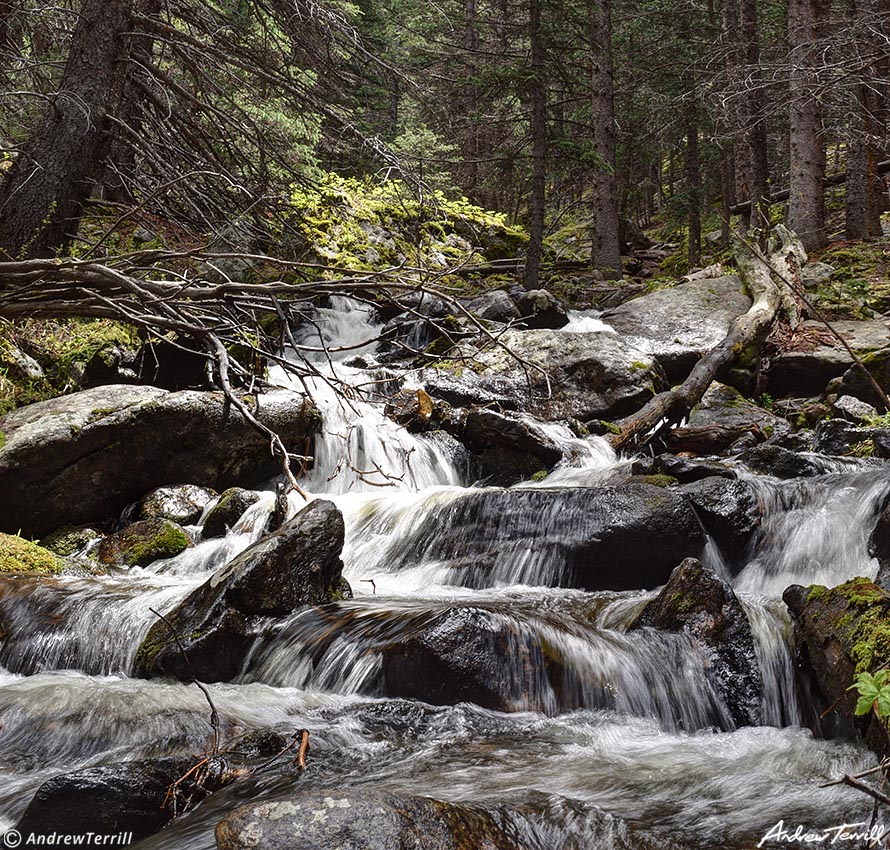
[425,329,665,422]
[134,499,348,682]
[768,320,890,397]
[386,484,706,591]
[601,275,751,378]
[0,385,320,537]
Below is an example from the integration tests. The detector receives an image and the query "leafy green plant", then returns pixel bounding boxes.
[848,669,890,717]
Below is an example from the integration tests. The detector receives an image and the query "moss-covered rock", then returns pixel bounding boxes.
[202,487,262,539]
[784,578,890,756]
[97,519,191,567]
[40,526,103,558]
[0,533,65,574]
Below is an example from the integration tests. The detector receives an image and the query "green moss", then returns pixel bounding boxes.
[0,532,64,574]
[40,526,101,558]
[845,440,875,459]
[0,430,5,450]
[806,584,828,603]
[597,420,621,435]
[530,470,549,482]
[104,519,191,568]
[629,361,648,373]
[640,474,679,488]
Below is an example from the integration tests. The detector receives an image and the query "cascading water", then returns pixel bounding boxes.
[1,296,888,849]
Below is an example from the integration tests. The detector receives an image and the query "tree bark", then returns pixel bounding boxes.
[523,0,546,291]
[588,0,622,276]
[787,0,829,252]
[685,93,701,269]
[0,0,133,259]
[740,0,770,236]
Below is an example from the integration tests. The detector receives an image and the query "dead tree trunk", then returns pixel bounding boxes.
[0,0,133,259]
[523,0,547,291]
[606,228,806,452]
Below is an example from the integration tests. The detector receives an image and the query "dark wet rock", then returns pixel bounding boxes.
[768,321,890,398]
[680,478,760,566]
[266,482,289,533]
[601,276,751,379]
[216,790,523,850]
[202,488,263,539]
[466,289,520,323]
[39,525,103,558]
[134,337,209,390]
[631,558,762,727]
[135,499,347,682]
[461,408,563,485]
[390,484,706,592]
[379,607,551,712]
[650,454,737,483]
[98,518,191,567]
[0,384,320,538]
[870,505,890,589]
[435,329,665,422]
[813,418,890,459]
[137,484,217,526]
[385,387,436,431]
[740,444,826,478]
[839,348,890,408]
[784,579,890,757]
[514,289,569,329]
[15,757,194,842]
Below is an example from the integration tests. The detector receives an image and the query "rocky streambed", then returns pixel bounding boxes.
[1,283,890,849]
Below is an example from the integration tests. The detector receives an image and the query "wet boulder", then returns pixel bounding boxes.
[514,289,569,329]
[466,289,520,323]
[39,526,103,558]
[601,276,751,380]
[385,387,436,431]
[98,518,192,567]
[216,790,523,850]
[631,558,762,727]
[429,329,665,422]
[137,484,217,526]
[201,487,263,539]
[839,347,890,408]
[15,757,194,842]
[740,444,827,479]
[389,484,706,592]
[870,505,890,590]
[784,578,890,757]
[813,419,890,459]
[135,499,347,682]
[680,477,761,567]
[460,408,563,485]
[379,607,551,712]
[0,384,320,538]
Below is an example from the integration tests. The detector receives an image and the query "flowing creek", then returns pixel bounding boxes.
[1,298,888,848]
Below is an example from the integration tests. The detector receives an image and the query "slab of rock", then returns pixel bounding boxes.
[631,558,762,727]
[682,383,790,449]
[216,791,523,850]
[135,499,348,682]
[601,276,751,379]
[430,329,665,422]
[839,347,890,407]
[768,320,890,398]
[0,385,320,538]
[784,578,890,756]
[137,484,217,526]
[389,484,706,592]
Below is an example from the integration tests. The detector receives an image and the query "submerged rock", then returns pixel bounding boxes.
[740,444,827,478]
[98,518,192,567]
[137,484,217,526]
[0,384,320,538]
[15,757,193,842]
[379,607,551,712]
[216,790,523,850]
[784,578,890,756]
[201,487,262,539]
[135,499,347,682]
[388,484,706,591]
[631,558,762,727]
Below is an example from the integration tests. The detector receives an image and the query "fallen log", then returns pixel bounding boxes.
[606,226,804,453]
